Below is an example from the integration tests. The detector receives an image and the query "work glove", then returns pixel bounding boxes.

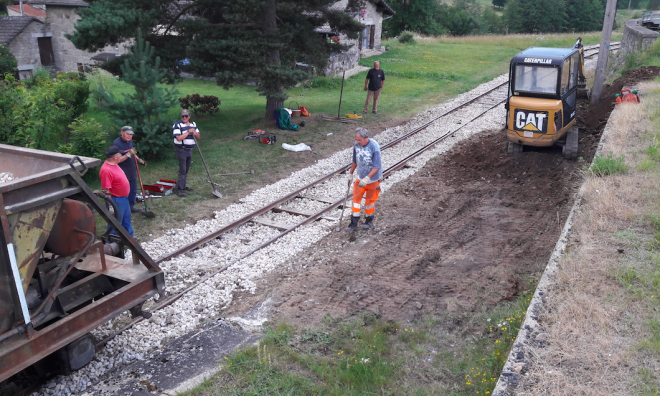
[124,150,133,158]
[137,158,147,167]
[358,176,372,188]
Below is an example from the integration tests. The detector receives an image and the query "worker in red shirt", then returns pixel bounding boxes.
[100,145,134,237]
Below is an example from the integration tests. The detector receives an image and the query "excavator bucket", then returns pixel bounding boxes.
[577,86,591,99]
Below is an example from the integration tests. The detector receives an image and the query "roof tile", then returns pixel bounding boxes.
[0,16,42,45]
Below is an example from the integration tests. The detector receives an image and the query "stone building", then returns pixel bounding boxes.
[0,0,127,78]
[0,16,48,79]
[27,0,128,73]
[319,0,394,76]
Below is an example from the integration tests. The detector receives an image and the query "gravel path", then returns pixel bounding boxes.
[32,48,606,396]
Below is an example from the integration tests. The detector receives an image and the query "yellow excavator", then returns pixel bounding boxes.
[505,38,589,160]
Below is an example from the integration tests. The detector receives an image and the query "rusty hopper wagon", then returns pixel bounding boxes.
[0,144,165,382]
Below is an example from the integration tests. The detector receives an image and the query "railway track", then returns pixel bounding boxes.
[5,42,620,396]
[96,41,620,348]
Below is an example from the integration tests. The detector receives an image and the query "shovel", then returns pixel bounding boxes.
[134,156,156,219]
[192,135,222,198]
[216,169,255,177]
[335,177,353,232]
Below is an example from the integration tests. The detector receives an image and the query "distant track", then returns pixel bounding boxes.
[95,41,621,350]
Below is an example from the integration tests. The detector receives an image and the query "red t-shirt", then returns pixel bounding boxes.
[100,162,130,198]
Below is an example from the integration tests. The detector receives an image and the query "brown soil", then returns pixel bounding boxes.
[225,69,660,328]
[580,66,660,130]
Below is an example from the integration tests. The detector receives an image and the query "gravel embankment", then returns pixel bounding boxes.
[35,48,607,395]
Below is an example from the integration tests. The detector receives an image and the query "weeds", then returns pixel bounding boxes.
[590,152,628,176]
[399,32,416,44]
[459,290,532,395]
[182,289,536,396]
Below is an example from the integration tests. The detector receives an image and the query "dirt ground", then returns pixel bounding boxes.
[226,68,660,329]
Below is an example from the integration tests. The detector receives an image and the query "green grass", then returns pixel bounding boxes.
[84,31,616,239]
[180,289,535,396]
[589,152,628,176]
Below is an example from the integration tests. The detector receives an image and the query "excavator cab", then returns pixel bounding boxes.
[505,38,587,159]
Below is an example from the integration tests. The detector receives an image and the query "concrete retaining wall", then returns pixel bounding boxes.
[620,18,659,55]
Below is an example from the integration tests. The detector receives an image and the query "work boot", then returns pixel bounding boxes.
[183,187,195,192]
[363,216,374,230]
[131,207,144,213]
[345,216,359,232]
[177,190,187,197]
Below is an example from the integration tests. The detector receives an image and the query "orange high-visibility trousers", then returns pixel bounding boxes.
[352,180,380,217]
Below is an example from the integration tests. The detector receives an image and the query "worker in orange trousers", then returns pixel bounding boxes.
[347,128,382,232]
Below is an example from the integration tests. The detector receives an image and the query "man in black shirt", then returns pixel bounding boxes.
[113,126,146,213]
[363,61,385,114]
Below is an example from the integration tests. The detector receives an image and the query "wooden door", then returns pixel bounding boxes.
[37,37,54,67]
[369,25,375,49]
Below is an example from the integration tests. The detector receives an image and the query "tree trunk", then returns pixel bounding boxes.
[266,94,283,120]
[264,0,283,120]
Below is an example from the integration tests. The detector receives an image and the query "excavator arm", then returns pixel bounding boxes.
[573,37,591,98]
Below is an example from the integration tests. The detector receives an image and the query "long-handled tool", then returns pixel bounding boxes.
[335,176,353,232]
[216,169,254,177]
[134,156,156,218]
[192,135,222,198]
[337,70,346,119]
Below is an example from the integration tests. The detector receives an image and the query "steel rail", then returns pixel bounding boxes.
[17,42,620,396]
[104,41,620,343]
[154,41,618,265]
[155,83,510,264]
[97,97,507,350]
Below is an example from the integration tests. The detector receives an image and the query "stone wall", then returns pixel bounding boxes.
[45,5,128,72]
[322,0,385,75]
[621,18,659,55]
[325,44,360,76]
[7,20,47,79]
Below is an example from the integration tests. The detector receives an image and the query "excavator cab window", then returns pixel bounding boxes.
[568,52,579,91]
[561,58,570,95]
[514,65,558,95]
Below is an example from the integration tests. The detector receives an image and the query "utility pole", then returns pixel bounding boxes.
[591,0,617,104]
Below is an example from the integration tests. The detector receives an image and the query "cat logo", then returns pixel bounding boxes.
[513,109,548,134]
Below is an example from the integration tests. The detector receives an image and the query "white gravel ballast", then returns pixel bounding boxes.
[33,51,606,395]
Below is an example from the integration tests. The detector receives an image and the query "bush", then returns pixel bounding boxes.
[0,44,17,78]
[398,32,416,44]
[590,152,628,176]
[57,117,106,159]
[0,72,91,150]
[25,67,52,88]
[53,73,90,120]
[178,94,220,116]
[88,69,119,108]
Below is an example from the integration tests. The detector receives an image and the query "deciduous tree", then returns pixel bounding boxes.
[566,0,605,32]
[0,44,17,78]
[505,0,568,33]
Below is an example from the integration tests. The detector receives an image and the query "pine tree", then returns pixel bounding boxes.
[69,0,363,120]
[99,32,178,159]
